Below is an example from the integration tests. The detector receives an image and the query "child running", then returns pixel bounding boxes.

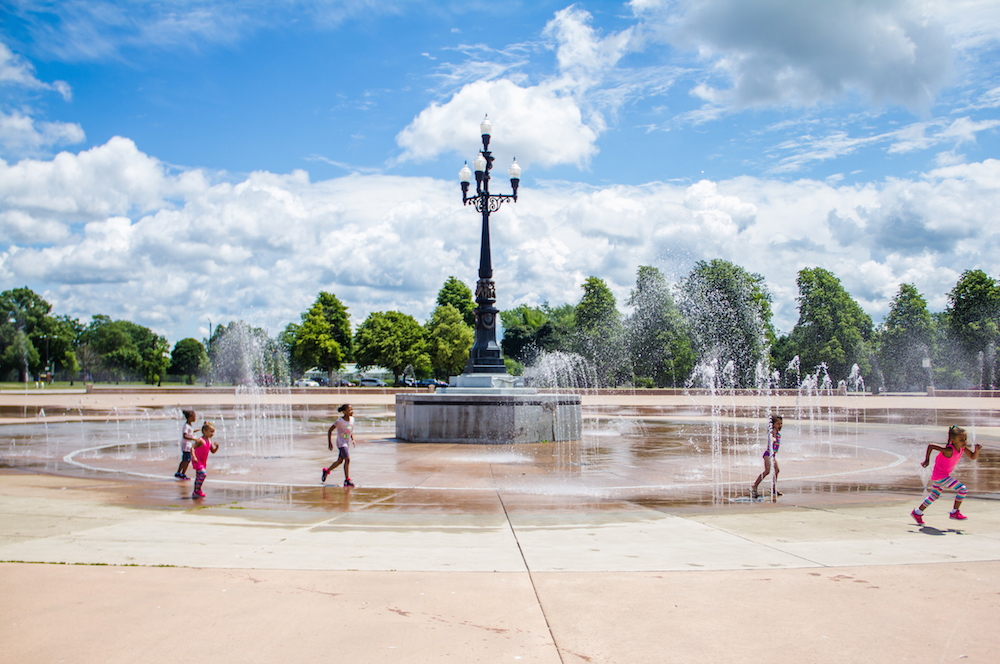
[751,414,783,500]
[911,425,982,524]
[322,404,356,487]
[190,422,219,499]
[174,410,197,480]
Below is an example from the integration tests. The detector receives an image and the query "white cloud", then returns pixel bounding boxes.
[395,79,599,169]
[0,110,85,157]
[0,41,72,100]
[3,141,1000,341]
[396,6,633,170]
[640,0,954,112]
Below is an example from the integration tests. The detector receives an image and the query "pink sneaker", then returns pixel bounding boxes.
[910,510,924,525]
[192,490,205,499]
[950,511,967,520]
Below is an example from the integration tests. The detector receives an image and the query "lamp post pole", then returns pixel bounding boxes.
[459,116,520,375]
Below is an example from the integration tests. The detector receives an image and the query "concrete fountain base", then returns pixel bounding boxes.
[395,389,582,444]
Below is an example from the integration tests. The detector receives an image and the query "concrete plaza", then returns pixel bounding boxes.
[1,388,999,663]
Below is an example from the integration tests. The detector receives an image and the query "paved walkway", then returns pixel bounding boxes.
[2,389,1000,662]
[2,469,999,663]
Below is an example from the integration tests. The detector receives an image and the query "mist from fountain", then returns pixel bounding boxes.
[209,322,296,460]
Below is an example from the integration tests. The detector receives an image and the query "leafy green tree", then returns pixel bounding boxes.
[1,331,39,382]
[679,260,774,387]
[946,270,1000,353]
[74,344,102,382]
[278,322,309,378]
[877,284,933,391]
[576,277,618,332]
[499,303,575,365]
[0,287,81,379]
[574,277,627,386]
[81,315,142,380]
[354,311,431,383]
[500,304,548,363]
[292,292,353,384]
[785,267,872,382]
[425,304,474,378]
[170,338,209,383]
[437,277,476,327]
[626,266,695,387]
[81,315,169,383]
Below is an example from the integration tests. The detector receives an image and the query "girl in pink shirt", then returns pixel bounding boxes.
[190,422,219,499]
[911,425,981,524]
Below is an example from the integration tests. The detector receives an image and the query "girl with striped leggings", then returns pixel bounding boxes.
[911,426,982,524]
[190,422,219,500]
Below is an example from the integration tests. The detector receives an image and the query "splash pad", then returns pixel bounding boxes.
[3,386,999,509]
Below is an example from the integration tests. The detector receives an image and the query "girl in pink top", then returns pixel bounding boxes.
[190,422,219,499]
[911,425,981,524]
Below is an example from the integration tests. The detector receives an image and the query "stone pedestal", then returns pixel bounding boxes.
[395,388,582,444]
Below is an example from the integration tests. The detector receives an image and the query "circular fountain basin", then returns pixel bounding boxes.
[4,397,998,510]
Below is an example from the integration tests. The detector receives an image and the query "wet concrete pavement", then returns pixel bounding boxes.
[2,389,1000,662]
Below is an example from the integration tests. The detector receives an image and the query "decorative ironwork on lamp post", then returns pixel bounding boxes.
[458,116,521,374]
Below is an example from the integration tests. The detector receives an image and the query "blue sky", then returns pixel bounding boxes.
[2,0,1000,343]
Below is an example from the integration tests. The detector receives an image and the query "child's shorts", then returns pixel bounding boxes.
[181,451,192,462]
[337,446,350,461]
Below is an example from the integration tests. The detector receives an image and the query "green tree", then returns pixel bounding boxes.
[576,277,618,333]
[942,270,1000,387]
[499,302,576,364]
[0,287,80,379]
[437,277,476,327]
[946,270,1000,354]
[679,260,775,387]
[278,322,309,379]
[81,315,169,383]
[0,330,39,382]
[425,304,474,378]
[626,266,695,387]
[354,311,431,383]
[292,292,353,384]
[877,284,933,391]
[500,304,550,364]
[574,277,627,386]
[786,267,873,383]
[170,338,209,383]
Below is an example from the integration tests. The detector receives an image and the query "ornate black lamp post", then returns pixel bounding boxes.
[458,116,521,375]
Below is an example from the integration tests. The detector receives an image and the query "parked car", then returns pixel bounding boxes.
[293,378,319,387]
[416,378,449,388]
[332,379,356,387]
[394,377,416,387]
[359,377,387,387]
[314,377,329,387]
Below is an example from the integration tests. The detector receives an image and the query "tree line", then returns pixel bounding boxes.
[3,263,999,391]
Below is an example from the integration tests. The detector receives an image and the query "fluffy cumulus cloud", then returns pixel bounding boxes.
[636,0,953,111]
[4,138,1000,340]
[396,7,631,169]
